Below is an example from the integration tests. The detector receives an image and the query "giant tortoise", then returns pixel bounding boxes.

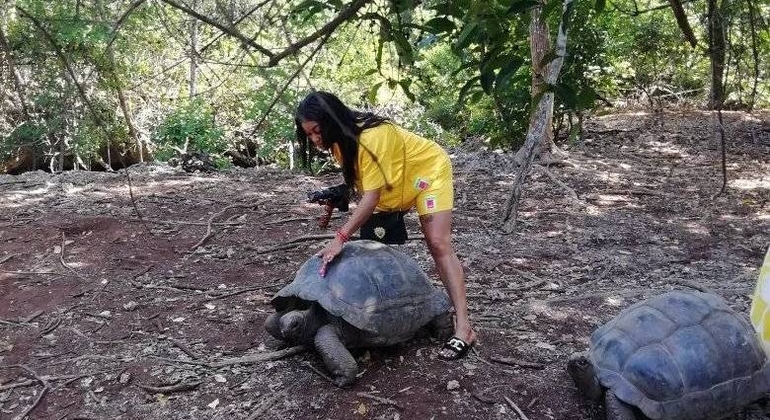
[264,240,453,387]
[567,290,770,420]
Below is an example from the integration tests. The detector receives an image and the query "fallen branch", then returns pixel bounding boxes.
[0,254,16,264]
[167,337,199,359]
[504,396,530,420]
[137,380,202,394]
[59,233,87,281]
[0,379,35,391]
[190,203,256,252]
[488,356,546,370]
[202,281,286,303]
[245,383,297,420]
[1,270,65,276]
[535,164,582,205]
[151,345,306,368]
[0,364,51,420]
[356,392,403,409]
[125,168,153,236]
[210,345,305,367]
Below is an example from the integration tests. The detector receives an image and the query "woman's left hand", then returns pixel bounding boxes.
[316,238,343,277]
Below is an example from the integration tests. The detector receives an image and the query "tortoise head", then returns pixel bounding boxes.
[567,352,603,401]
[279,304,326,344]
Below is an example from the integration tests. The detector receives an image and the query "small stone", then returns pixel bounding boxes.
[123,301,138,311]
[98,311,112,318]
[447,380,460,390]
[119,372,131,384]
[208,398,219,409]
[214,374,227,383]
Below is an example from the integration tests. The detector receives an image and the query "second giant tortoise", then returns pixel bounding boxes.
[567,290,770,420]
[264,240,452,387]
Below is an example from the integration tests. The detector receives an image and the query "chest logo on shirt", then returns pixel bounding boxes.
[414,178,430,191]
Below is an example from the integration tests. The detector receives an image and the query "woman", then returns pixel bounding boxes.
[295,91,476,360]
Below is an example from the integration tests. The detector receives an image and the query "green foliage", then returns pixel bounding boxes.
[154,101,225,157]
[0,121,47,160]
[2,0,768,175]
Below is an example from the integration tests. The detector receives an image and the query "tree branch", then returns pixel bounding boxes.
[267,0,371,66]
[667,0,698,48]
[159,0,275,59]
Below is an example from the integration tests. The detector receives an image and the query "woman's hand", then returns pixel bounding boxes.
[316,237,343,276]
[314,188,381,277]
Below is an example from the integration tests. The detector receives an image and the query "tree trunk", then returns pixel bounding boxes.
[0,26,31,119]
[707,0,726,109]
[501,0,573,233]
[96,0,144,163]
[189,0,199,99]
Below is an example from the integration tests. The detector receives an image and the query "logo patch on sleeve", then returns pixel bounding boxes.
[425,195,436,210]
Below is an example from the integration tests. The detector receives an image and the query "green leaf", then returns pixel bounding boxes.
[458,76,481,104]
[542,0,562,19]
[399,79,416,101]
[368,82,383,105]
[538,51,559,68]
[454,22,479,51]
[494,57,525,91]
[507,0,540,14]
[376,40,384,69]
[480,70,495,94]
[554,83,578,108]
[423,17,456,34]
[594,0,606,13]
[392,32,414,65]
[575,86,598,109]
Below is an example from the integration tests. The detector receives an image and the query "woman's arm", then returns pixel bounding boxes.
[317,188,381,275]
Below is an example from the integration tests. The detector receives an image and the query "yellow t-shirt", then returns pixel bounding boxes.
[750,246,770,355]
[333,123,453,214]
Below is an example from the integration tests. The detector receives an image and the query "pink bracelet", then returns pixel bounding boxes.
[336,230,349,243]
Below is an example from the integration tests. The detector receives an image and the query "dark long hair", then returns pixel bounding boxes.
[295,91,387,190]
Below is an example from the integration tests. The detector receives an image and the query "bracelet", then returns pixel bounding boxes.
[336,230,350,243]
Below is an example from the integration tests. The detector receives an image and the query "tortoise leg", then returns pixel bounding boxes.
[314,324,357,387]
[605,392,637,420]
[427,312,454,341]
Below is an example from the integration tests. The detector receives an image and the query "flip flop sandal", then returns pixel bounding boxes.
[438,336,475,361]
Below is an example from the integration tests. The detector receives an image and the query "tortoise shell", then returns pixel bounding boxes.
[272,240,450,343]
[588,290,770,420]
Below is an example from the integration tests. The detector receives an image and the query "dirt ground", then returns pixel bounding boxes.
[1,110,769,420]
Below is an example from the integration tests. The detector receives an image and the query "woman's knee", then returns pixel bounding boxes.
[425,234,453,258]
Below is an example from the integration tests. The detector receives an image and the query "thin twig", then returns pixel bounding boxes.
[190,203,256,252]
[125,168,153,236]
[504,396,530,420]
[0,364,51,420]
[210,345,305,367]
[0,270,65,276]
[167,337,199,359]
[137,380,202,394]
[0,379,34,391]
[356,392,403,409]
[488,356,546,370]
[201,281,286,303]
[59,233,87,281]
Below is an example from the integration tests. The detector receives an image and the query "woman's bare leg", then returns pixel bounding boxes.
[419,210,476,355]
